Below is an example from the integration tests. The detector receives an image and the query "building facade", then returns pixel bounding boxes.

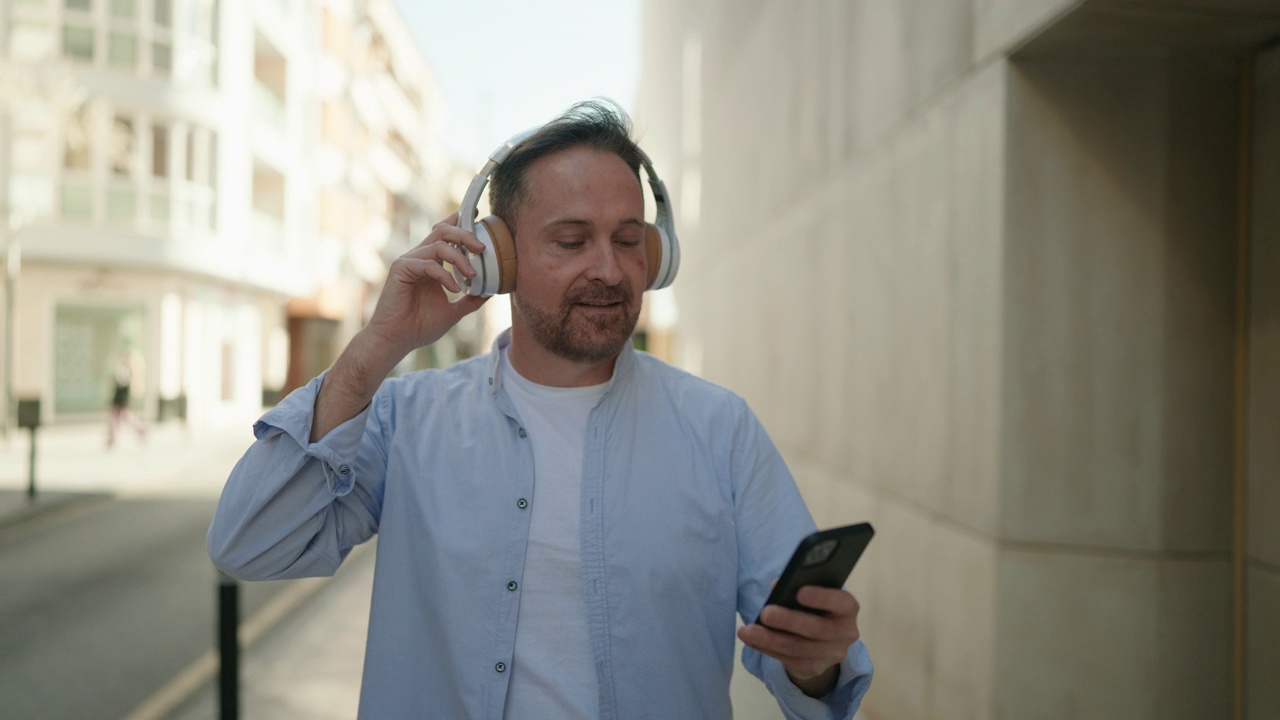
[0,0,453,432]
[639,1,1280,719]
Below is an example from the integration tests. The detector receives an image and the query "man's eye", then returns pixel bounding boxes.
[557,239,585,249]
[615,236,641,247]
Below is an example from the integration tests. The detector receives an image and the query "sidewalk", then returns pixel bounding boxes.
[0,420,254,500]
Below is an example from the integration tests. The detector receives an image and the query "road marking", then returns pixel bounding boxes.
[122,544,369,720]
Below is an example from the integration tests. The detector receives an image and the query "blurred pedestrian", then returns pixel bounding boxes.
[107,351,146,448]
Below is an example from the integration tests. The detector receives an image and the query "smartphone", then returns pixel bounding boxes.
[754,522,875,626]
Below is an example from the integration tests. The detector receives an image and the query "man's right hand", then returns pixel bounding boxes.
[363,212,491,360]
[310,213,491,442]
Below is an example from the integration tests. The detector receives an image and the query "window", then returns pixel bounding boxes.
[208,133,217,187]
[150,122,171,228]
[63,0,95,61]
[107,186,136,220]
[62,25,94,59]
[185,128,197,182]
[64,113,91,170]
[152,42,172,74]
[108,31,138,68]
[152,125,168,177]
[110,116,135,177]
[107,114,138,222]
[60,184,93,218]
[171,0,217,85]
[110,0,134,19]
[150,194,171,225]
[184,126,216,186]
[178,125,217,231]
[154,0,171,26]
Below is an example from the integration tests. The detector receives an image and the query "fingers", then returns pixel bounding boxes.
[400,228,487,284]
[417,219,487,256]
[736,623,847,676]
[794,586,860,617]
[754,587,860,648]
[392,257,464,294]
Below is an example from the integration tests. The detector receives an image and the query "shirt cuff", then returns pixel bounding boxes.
[764,639,874,720]
[252,370,375,496]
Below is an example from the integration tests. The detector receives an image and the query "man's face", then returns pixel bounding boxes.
[509,146,647,365]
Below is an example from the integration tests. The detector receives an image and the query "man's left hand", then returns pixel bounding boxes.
[736,586,861,698]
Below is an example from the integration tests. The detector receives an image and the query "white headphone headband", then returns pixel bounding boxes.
[453,127,680,295]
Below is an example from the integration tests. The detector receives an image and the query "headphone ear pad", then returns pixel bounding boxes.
[479,215,517,294]
[644,224,664,290]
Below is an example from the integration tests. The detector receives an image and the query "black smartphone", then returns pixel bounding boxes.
[754,522,875,626]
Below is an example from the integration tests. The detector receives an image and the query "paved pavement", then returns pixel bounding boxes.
[0,420,855,719]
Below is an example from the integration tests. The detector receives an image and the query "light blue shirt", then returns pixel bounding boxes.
[208,331,873,719]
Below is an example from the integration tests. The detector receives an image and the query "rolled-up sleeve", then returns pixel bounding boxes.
[731,396,874,720]
[207,371,389,581]
[754,641,874,720]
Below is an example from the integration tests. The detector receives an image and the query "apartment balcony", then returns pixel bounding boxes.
[253,81,287,134]
[250,209,285,252]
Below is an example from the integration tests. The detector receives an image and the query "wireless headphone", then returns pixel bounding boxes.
[451,128,680,297]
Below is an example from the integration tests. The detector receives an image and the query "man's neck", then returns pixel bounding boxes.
[506,327,619,388]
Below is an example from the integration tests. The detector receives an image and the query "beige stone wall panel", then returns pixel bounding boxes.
[995,551,1230,720]
[1002,57,1236,553]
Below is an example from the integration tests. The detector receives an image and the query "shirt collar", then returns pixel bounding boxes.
[485,328,635,396]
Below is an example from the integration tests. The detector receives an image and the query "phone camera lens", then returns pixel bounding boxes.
[802,539,838,567]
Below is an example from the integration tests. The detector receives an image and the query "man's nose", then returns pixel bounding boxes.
[585,239,625,284]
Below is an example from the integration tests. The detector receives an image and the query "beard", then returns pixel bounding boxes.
[513,281,641,365]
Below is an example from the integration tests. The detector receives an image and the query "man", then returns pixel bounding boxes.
[208,101,872,719]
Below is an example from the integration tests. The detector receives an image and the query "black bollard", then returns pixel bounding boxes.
[26,427,36,500]
[218,571,240,720]
[17,399,40,500]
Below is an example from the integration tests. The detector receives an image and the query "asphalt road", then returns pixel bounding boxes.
[0,497,292,720]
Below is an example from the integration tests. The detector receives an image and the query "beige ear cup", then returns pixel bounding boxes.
[480,215,518,294]
[644,224,663,289]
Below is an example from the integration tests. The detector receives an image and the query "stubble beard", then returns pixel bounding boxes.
[514,282,640,365]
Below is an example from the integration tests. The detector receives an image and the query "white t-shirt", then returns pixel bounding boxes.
[500,347,611,719]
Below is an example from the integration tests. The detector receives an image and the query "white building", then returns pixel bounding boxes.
[0,0,452,431]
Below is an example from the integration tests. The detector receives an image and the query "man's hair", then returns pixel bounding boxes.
[490,99,644,231]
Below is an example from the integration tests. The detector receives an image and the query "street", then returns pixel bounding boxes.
[0,495,294,720]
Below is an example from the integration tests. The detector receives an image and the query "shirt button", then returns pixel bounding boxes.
[337,464,351,475]
[507,581,517,591]
[517,498,528,509]
[518,427,527,438]
[495,662,506,673]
